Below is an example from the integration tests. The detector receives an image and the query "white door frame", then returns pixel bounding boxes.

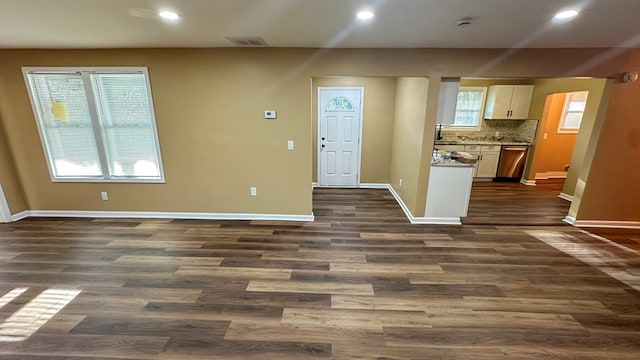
[317,86,364,187]
[0,184,12,223]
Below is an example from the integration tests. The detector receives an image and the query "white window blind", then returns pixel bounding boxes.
[558,91,589,133]
[452,87,486,128]
[23,68,164,182]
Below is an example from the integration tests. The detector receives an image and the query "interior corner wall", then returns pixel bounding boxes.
[574,77,639,221]
[311,77,396,184]
[389,77,429,216]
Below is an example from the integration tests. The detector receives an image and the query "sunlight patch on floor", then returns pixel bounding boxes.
[526,230,640,291]
[0,288,81,342]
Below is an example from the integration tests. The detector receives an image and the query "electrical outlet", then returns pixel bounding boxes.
[399,179,403,187]
[100,191,108,201]
[288,140,294,150]
[543,133,548,139]
[250,187,257,197]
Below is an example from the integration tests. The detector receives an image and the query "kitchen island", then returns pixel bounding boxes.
[424,159,475,225]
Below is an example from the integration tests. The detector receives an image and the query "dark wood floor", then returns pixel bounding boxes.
[583,227,640,253]
[0,187,639,359]
[464,179,571,225]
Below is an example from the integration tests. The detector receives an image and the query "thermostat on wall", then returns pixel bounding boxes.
[264,110,277,119]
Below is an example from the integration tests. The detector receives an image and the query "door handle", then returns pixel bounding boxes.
[321,144,325,148]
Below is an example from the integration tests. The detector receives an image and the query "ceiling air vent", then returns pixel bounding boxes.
[225,36,268,47]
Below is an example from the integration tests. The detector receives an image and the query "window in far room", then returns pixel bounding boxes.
[23,67,164,182]
[451,86,486,130]
[558,91,589,133]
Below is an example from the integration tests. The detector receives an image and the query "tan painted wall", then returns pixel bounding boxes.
[0,115,27,214]
[0,47,637,222]
[530,93,577,177]
[311,77,396,184]
[525,78,608,197]
[578,74,640,221]
[389,77,429,215]
[0,49,314,215]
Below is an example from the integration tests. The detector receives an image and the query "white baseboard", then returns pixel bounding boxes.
[520,179,536,186]
[11,210,314,222]
[359,183,391,189]
[411,217,462,225]
[535,171,567,180]
[564,216,640,229]
[573,220,640,229]
[11,210,29,222]
[385,184,462,225]
[558,193,573,202]
[313,182,388,189]
[384,184,415,222]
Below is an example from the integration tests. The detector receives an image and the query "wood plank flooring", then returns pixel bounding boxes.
[0,188,639,359]
[464,179,571,225]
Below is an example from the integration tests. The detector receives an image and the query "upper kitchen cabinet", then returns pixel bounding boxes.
[484,85,534,119]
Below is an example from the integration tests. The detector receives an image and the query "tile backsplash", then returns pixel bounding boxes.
[440,119,539,142]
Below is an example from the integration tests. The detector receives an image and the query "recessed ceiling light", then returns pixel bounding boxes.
[356,10,375,21]
[554,9,578,20]
[159,10,180,21]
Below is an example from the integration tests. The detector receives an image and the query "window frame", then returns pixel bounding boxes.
[444,86,487,131]
[557,91,588,134]
[22,66,165,183]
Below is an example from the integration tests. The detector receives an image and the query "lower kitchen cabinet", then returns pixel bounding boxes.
[463,144,500,179]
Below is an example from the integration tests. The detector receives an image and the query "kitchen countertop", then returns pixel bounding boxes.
[431,159,475,167]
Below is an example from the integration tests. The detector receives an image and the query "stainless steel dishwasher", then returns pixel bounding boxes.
[495,145,528,181]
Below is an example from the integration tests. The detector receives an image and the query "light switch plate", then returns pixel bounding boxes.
[264,110,277,119]
[287,140,294,150]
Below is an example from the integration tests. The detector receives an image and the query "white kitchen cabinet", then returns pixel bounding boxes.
[464,144,500,178]
[484,85,534,119]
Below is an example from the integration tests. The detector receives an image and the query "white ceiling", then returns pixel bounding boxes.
[1,0,640,49]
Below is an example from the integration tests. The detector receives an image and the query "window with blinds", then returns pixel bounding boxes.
[558,91,589,134]
[452,87,487,129]
[23,67,164,182]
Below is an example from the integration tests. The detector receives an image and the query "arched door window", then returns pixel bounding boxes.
[326,96,354,111]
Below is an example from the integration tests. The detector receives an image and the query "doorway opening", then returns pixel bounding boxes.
[529,91,588,198]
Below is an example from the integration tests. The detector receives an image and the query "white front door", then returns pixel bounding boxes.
[318,87,363,187]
